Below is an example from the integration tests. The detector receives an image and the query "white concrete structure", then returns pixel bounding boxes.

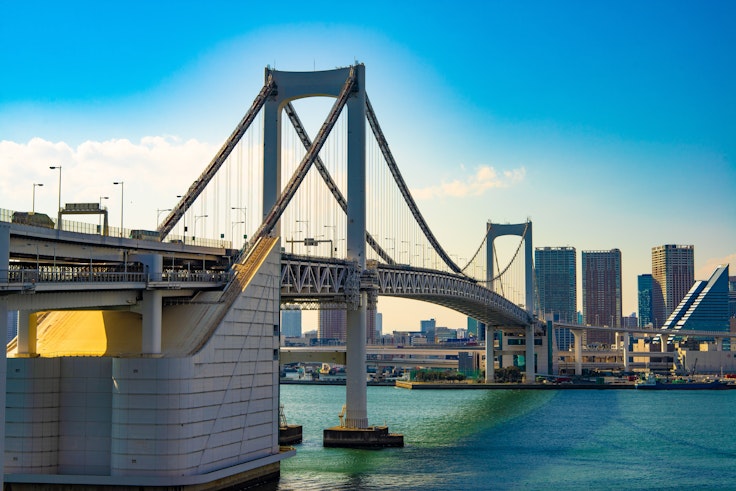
[2,238,293,489]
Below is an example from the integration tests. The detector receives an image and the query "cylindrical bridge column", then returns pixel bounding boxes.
[525,324,535,384]
[485,325,494,383]
[16,311,37,357]
[142,290,162,355]
[622,332,630,371]
[572,329,583,376]
[345,292,368,428]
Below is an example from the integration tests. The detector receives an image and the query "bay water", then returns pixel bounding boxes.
[271,384,736,490]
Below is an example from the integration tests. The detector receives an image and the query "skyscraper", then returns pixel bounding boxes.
[318,309,346,343]
[534,246,577,350]
[637,274,654,328]
[582,249,622,346]
[651,244,694,328]
[318,308,377,344]
[281,309,302,338]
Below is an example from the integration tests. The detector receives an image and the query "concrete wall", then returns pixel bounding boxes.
[4,240,284,486]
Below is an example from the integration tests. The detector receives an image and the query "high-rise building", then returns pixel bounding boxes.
[582,249,622,346]
[375,312,383,339]
[651,244,694,328]
[727,276,736,319]
[281,309,302,338]
[535,246,577,350]
[420,318,436,333]
[318,309,346,343]
[317,308,377,344]
[638,274,654,327]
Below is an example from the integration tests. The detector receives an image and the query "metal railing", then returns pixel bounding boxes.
[1,268,232,286]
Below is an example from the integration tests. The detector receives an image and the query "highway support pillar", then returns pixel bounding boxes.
[622,332,630,372]
[16,311,37,357]
[572,329,583,376]
[142,290,162,355]
[485,325,494,382]
[525,324,535,384]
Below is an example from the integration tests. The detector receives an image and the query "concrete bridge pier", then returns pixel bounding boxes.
[485,325,494,382]
[142,291,162,355]
[345,293,368,428]
[16,311,38,357]
[138,254,164,355]
[525,324,535,383]
[572,329,583,376]
[622,332,630,372]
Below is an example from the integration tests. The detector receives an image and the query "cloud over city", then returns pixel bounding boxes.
[410,165,526,200]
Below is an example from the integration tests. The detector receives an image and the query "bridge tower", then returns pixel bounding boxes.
[262,65,401,447]
[485,221,536,383]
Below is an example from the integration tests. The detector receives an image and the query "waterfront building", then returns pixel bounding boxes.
[420,318,436,334]
[661,265,730,333]
[458,351,480,375]
[638,274,654,327]
[434,326,456,343]
[651,244,694,328]
[729,276,736,319]
[534,246,576,350]
[582,249,622,346]
[281,308,302,338]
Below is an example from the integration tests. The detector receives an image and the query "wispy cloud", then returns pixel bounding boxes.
[411,165,526,200]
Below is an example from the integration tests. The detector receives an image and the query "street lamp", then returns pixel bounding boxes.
[194,214,208,244]
[49,165,62,228]
[324,224,336,257]
[113,181,124,237]
[231,221,245,244]
[231,207,247,242]
[401,240,410,264]
[385,237,395,261]
[32,183,43,213]
[295,219,309,238]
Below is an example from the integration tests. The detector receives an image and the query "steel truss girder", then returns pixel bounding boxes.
[279,255,532,327]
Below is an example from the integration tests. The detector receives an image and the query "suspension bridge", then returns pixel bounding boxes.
[0,64,540,489]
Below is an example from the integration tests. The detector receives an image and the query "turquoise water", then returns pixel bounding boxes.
[273,385,736,490]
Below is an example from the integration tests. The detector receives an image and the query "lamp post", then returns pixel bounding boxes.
[325,224,336,257]
[231,221,245,245]
[194,214,208,244]
[231,207,247,243]
[385,237,395,261]
[296,219,309,237]
[401,240,410,265]
[49,165,62,229]
[32,183,43,213]
[113,181,124,237]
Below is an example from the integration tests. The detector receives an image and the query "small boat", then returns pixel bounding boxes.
[635,373,732,390]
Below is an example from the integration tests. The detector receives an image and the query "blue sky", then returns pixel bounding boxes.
[2,1,734,330]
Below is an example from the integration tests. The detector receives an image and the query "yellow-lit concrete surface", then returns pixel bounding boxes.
[7,237,279,359]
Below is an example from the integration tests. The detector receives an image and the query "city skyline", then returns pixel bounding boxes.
[1,2,734,331]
